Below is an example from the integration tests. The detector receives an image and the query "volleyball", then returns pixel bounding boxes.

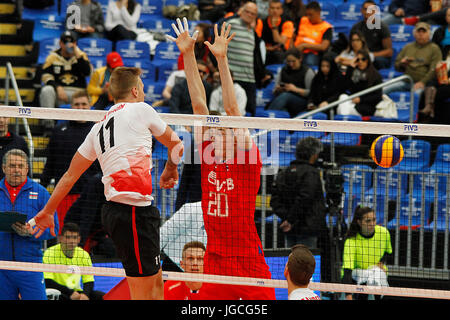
[370,135,404,168]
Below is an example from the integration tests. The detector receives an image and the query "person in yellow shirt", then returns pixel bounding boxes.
[87,51,124,109]
[293,1,333,67]
[43,222,104,300]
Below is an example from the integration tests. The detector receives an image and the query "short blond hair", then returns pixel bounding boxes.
[109,67,142,100]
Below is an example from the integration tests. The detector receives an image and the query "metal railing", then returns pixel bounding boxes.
[4,61,34,176]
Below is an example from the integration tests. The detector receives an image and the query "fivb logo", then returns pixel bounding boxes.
[66,4,81,30]
[366,5,381,30]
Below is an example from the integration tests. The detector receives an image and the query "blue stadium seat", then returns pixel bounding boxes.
[155,60,179,82]
[365,166,408,200]
[388,91,420,122]
[265,64,283,78]
[122,58,154,80]
[336,3,363,21]
[116,40,151,60]
[255,109,291,118]
[332,23,351,42]
[140,16,173,34]
[430,144,450,173]
[379,68,403,81]
[32,15,65,42]
[389,24,414,43]
[424,199,449,232]
[137,0,164,17]
[77,38,113,59]
[341,163,373,220]
[37,38,60,64]
[153,41,181,61]
[320,3,336,22]
[89,56,106,69]
[387,195,432,230]
[22,2,58,19]
[143,80,165,104]
[321,114,362,146]
[256,83,275,108]
[396,139,431,171]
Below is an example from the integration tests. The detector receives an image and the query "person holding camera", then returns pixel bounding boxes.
[265,47,315,118]
[270,137,327,249]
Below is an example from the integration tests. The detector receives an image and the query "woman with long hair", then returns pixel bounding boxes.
[105,0,141,42]
[341,206,392,300]
[335,30,374,72]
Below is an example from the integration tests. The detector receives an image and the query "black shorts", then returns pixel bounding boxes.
[101,201,161,277]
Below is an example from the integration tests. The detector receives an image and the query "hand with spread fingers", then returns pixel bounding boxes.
[204,22,235,59]
[166,17,199,54]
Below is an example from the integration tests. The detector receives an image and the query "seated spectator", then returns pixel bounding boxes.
[337,49,383,117]
[0,117,29,180]
[105,0,141,43]
[177,22,215,73]
[65,0,105,39]
[402,1,450,25]
[350,1,393,70]
[293,1,333,67]
[255,0,295,65]
[39,31,91,109]
[282,0,306,28]
[266,47,315,117]
[168,60,212,114]
[198,0,229,23]
[335,30,374,73]
[43,222,105,300]
[431,7,450,59]
[284,244,320,300]
[164,241,206,300]
[341,206,392,300]
[88,51,124,107]
[383,22,442,96]
[382,0,430,25]
[307,53,345,113]
[209,70,247,115]
[161,69,186,103]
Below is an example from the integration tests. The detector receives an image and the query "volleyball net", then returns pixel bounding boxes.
[1,105,450,300]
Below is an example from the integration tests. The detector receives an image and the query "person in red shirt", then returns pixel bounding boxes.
[167,18,275,300]
[164,241,205,300]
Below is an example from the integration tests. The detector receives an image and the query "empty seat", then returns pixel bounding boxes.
[122,58,154,80]
[336,3,362,21]
[321,114,362,146]
[37,38,60,64]
[143,80,165,104]
[32,15,65,42]
[116,40,150,60]
[77,38,113,59]
[389,24,414,43]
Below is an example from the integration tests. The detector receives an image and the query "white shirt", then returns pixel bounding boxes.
[78,102,167,206]
[209,83,247,116]
[165,70,186,88]
[288,288,320,300]
[160,201,207,268]
[105,1,141,33]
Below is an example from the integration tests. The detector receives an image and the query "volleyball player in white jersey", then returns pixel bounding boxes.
[28,67,184,300]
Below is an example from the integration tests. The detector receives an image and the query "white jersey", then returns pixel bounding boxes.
[288,288,321,300]
[78,102,167,206]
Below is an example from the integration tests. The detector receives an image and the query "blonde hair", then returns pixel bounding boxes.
[109,67,142,100]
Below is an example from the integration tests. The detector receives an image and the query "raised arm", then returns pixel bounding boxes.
[167,18,209,116]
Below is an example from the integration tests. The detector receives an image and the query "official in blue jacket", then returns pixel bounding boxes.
[0,149,59,300]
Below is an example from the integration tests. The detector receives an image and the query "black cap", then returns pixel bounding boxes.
[60,30,76,43]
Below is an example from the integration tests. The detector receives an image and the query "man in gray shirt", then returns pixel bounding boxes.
[65,0,105,39]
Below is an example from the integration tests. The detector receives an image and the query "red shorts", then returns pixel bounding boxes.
[198,252,276,300]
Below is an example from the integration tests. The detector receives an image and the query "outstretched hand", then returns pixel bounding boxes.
[27,211,56,239]
[204,22,235,59]
[166,17,198,54]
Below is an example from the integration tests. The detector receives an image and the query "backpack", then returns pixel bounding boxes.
[163,4,200,20]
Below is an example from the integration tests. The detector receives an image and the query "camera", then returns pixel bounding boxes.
[316,159,344,215]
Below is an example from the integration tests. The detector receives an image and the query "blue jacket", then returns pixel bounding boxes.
[0,178,59,263]
[388,0,430,16]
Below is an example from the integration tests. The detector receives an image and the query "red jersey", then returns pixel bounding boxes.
[164,280,202,300]
[200,141,264,257]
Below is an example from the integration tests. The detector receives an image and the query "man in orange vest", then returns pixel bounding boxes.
[293,1,333,67]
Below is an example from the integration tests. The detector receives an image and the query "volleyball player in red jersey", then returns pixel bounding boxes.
[168,18,276,300]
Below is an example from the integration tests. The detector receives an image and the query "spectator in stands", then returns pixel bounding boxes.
[226,1,268,116]
[335,30,374,73]
[177,22,215,73]
[0,149,58,300]
[293,1,333,67]
[431,8,450,59]
[198,0,229,23]
[40,89,100,232]
[164,241,206,300]
[383,22,442,96]
[65,0,105,39]
[160,69,186,103]
[209,70,247,115]
[39,30,91,132]
[337,49,383,117]
[0,117,29,180]
[88,51,124,108]
[160,202,207,271]
[382,0,430,25]
[341,206,392,300]
[282,0,306,29]
[255,0,295,65]
[270,137,327,249]
[284,244,320,300]
[43,222,104,300]
[168,60,212,114]
[402,2,450,26]
[350,1,393,70]
[105,0,141,43]
[307,53,345,113]
[266,47,315,118]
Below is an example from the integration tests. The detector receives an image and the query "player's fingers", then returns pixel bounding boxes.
[166,35,176,42]
[228,32,236,43]
[171,22,180,36]
[204,41,212,49]
[177,18,184,34]
[183,17,189,34]
[225,23,232,38]
[213,23,218,38]
[33,228,44,239]
[192,30,199,41]
[221,22,226,36]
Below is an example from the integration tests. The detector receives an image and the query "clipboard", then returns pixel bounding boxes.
[0,211,28,232]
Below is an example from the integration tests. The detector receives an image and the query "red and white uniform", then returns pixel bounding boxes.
[78,102,167,206]
[288,288,320,300]
[164,280,202,300]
